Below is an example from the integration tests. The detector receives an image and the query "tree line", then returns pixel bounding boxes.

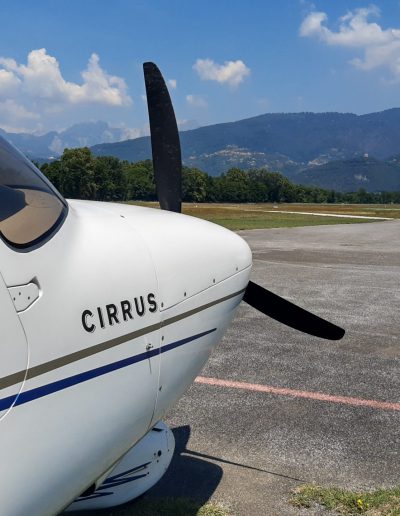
[39,147,400,204]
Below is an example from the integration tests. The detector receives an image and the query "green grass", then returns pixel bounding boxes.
[291,484,400,515]
[127,202,391,230]
[192,214,373,231]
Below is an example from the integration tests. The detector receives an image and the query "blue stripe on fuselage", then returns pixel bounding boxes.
[0,328,216,412]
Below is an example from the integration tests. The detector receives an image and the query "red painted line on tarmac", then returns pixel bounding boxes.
[195,377,400,412]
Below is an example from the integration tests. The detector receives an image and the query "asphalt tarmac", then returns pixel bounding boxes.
[149,220,400,515]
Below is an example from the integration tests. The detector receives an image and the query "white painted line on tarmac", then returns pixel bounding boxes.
[264,210,393,220]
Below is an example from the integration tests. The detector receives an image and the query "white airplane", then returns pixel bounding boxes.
[0,63,344,515]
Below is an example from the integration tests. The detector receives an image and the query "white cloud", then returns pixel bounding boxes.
[0,100,39,120]
[0,69,21,95]
[0,49,132,131]
[186,94,208,108]
[121,125,149,139]
[300,6,400,77]
[193,58,250,86]
[79,53,131,106]
[167,79,177,89]
[0,49,131,106]
[177,119,199,131]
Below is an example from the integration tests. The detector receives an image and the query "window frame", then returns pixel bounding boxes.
[0,138,69,252]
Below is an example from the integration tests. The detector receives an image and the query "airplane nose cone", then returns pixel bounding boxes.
[139,209,252,309]
[109,205,252,310]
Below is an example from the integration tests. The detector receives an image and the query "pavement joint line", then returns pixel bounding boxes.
[195,377,400,412]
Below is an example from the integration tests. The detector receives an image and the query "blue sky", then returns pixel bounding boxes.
[0,0,399,134]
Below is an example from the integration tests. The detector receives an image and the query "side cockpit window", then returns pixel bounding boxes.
[0,136,67,249]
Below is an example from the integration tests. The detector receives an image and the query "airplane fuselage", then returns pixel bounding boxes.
[0,200,251,515]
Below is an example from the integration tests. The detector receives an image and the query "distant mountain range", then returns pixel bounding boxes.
[0,121,129,161]
[2,109,400,191]
[91,109,400,191]
[293,156,400,192]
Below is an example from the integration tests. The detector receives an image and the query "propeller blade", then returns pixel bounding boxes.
[243,281,345,341]
[143,62,182,213]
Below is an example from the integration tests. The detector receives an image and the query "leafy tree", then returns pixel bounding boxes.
[41,160,64,194]
[218,168,251,202]
[182,167,208,202]
[60,147,96,199]
[124,160,156,201]
[39,146,400,205]
[93,156,127,201]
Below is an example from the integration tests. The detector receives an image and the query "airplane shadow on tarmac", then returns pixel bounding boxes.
[69,425,223,515]
[144,425,223,503]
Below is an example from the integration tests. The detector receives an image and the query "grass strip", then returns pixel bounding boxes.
[291,484,400,515]
[195,215,373,231]
[127,202,388,230]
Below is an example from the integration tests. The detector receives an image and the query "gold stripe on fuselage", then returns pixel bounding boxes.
[0,288,245,390]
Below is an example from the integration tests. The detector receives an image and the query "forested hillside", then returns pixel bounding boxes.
[3,109,400,192]
[40,148,400,204]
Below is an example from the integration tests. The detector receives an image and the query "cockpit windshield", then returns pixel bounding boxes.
[0,136,67,249]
